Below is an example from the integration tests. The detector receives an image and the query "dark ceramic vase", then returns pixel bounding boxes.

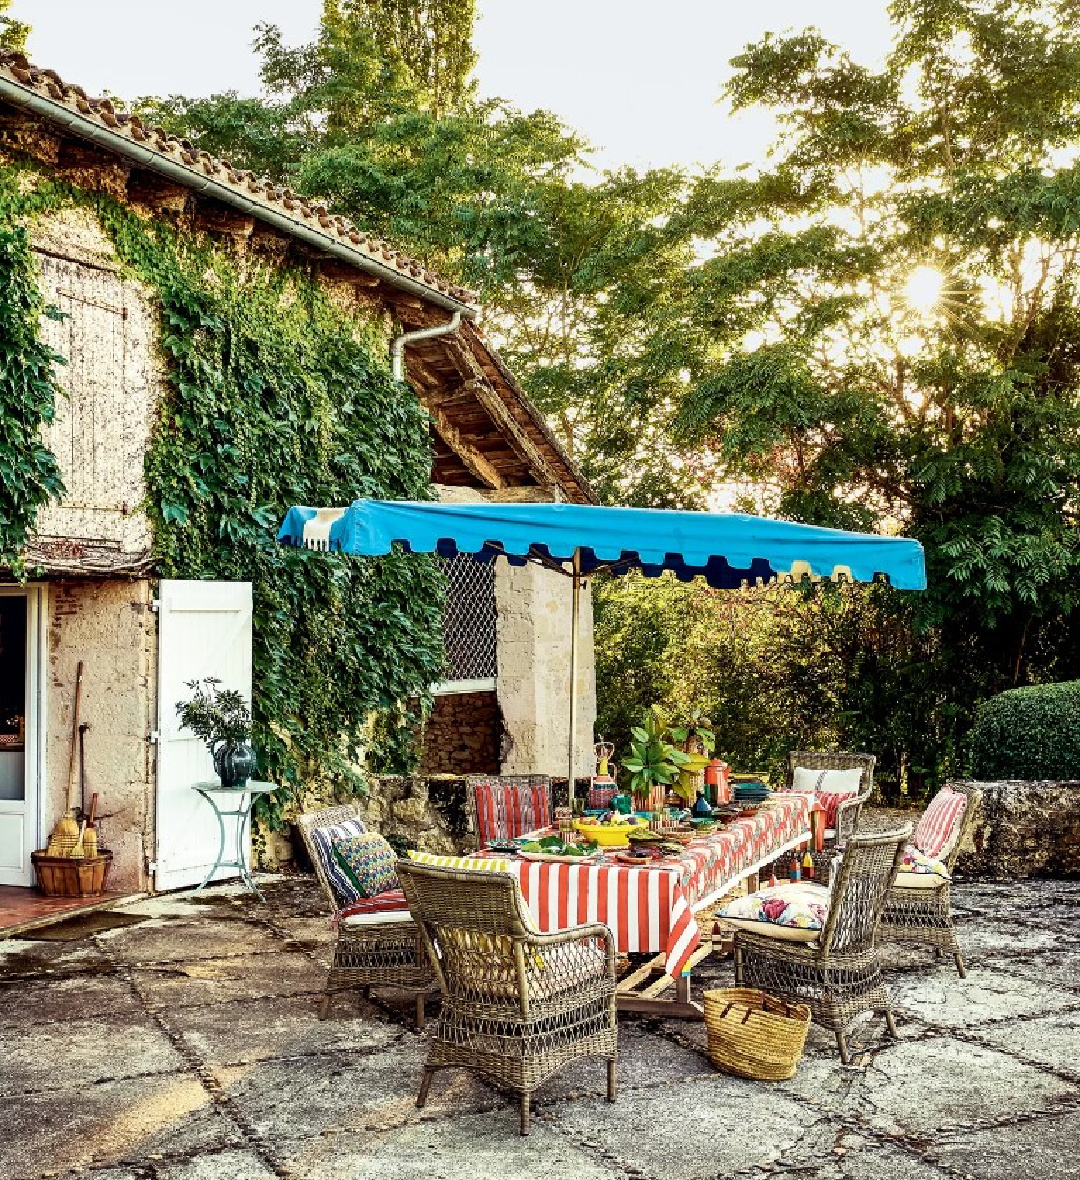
[692,790,714,818]
[213,742,256,789]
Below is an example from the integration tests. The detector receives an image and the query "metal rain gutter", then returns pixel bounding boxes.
[0,75,478,319]
[391,311,462,381]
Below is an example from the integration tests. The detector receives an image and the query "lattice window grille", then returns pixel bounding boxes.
[440,554,497,682]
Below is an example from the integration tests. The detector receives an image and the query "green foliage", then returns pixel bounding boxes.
[0,221,65,569]
[969,681,1080,781]
[0,0,29,53]
[98,206,444,821]
[621,708,689,798]
[176,678,253,751]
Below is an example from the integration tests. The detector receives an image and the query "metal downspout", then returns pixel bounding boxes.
[391,311,463,382]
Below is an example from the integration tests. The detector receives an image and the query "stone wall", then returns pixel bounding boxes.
[495,560,596,779]
[45,578,156,892]
[954,779,1080,880]
[418,692,500,775]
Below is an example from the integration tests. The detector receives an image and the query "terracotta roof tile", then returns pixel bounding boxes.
[0,51,478,309]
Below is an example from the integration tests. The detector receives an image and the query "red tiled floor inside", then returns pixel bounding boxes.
[0,886,132,936]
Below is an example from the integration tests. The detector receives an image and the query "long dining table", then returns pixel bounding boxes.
[486,792,812,1018]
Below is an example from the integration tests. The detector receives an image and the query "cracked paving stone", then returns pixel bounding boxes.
[155,1148,279,1180]
[0,972,144,1027]
[770,1125,950,1180]
[546,1075,819,1180]
[175,991,398,1067]
[216,1037,496,1143]
[890,963,1080,1028]
[130,951,326,1008]
[0,937,113,978]
[974,1007,1080,1074]
[0,1013,185,1093]
[284,1110,620,1180]
[533,1022,711,1106]
[96,918,283,964]
[785,1035,1075,1139]
[928,1107,1080,1180]
[982,947,1080,995]
[0,1075,240,1179]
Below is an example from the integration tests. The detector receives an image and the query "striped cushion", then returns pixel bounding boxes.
[817,789,855,830]
[471,781,551,846]
[308,818,368,906]
[915,788,968,859]
[406,850,514,872]
[336,889,412,926]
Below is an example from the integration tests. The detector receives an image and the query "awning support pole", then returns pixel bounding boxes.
[568,548,582,811]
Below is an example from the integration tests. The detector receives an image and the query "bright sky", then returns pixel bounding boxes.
[14,0,896,171]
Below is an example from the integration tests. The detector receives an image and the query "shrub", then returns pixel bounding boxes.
[969,681,1080,781]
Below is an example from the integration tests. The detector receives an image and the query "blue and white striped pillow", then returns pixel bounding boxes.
[309,818,368,906]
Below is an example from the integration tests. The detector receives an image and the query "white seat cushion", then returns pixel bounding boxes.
[341,909,414,927]
[894,871,947,890]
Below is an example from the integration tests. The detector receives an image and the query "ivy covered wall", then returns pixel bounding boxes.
[0,166,446,828]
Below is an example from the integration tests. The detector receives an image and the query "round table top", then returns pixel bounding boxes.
[192,780,278,795]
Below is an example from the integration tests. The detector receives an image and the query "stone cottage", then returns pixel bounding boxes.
[0,52,597,896]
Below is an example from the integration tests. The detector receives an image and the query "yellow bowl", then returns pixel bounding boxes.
[573,819,645,847]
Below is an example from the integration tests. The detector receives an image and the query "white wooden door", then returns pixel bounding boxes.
[154,580,252,891]
[0,589,42,887]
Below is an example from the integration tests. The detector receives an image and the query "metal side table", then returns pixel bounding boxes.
[192,781,277,900]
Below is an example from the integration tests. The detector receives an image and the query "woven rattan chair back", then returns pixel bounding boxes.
[296,803,365,910]
[465,774,553,847]
[295,804,434,1027]
[784,751,876,793]
[821,825,911,955]
[397,859,619,1135]
[877,782,981,978]
[785,751,876,848]
[398,860,534,1005]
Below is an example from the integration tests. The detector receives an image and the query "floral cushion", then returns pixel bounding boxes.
[308,818,368,906]
[332,832,399,899]
[895,844,950,890]
[915,787,967,859]
[719,882,829,943]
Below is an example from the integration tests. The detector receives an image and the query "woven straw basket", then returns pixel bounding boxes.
[703,987,811,1081]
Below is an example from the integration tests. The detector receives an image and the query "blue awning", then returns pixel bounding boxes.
[277,500,926,590]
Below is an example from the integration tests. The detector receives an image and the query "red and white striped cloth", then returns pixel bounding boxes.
[914,787,968,858]
[504,794,810,978]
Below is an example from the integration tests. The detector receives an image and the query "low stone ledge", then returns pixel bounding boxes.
[954,779,1080,880]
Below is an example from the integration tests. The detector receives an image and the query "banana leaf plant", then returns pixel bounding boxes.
[622,710,690,809]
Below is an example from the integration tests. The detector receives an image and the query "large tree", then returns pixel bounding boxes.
[674,0,1080,728]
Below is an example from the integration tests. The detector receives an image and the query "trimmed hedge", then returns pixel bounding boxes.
[969,681,1080,781]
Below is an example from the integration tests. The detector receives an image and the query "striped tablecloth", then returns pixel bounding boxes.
[505,793,811,979]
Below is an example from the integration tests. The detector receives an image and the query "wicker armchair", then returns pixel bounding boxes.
[878,782,980,978]
[296,804,435,1027]
[785,751,876,849]
[465,774,553,849]
[397,859,618,1135]
[734,824,911,1064]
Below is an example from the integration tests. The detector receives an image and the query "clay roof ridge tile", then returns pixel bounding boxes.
[0,51,478,306]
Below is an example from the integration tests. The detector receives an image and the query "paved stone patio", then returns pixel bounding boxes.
[2,873,1079,1180]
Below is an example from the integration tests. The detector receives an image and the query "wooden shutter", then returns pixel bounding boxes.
[154,580,253,891]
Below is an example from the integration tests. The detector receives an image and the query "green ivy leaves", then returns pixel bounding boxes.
[0,224,66,569]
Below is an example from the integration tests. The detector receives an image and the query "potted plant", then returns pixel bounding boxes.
[176,678,256,789]
[622,709,690,812]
